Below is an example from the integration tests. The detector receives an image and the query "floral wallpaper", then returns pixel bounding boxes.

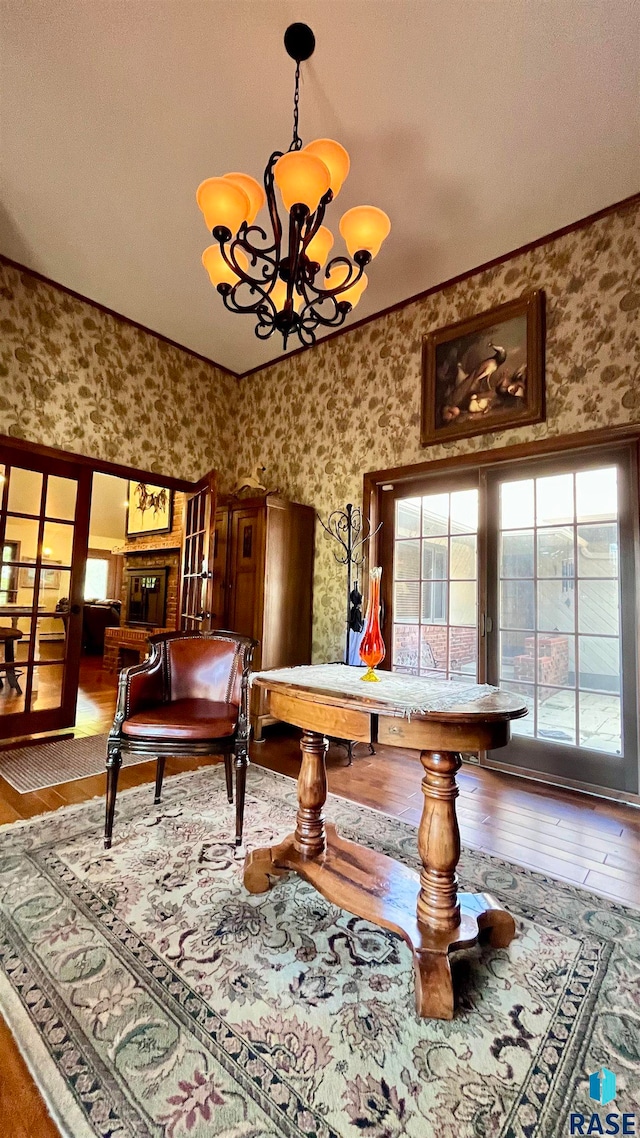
[0,260,236,481]
[1,199,638,662]
[232,199,640,661]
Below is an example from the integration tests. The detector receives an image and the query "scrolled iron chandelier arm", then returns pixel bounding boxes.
[195,22,391,348]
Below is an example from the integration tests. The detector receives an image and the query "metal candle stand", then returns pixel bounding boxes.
[318,503,382,764]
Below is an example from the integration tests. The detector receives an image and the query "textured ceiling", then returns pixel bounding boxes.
[1,0,639,376]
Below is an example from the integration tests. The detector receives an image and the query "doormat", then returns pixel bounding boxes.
[0,734,147,794]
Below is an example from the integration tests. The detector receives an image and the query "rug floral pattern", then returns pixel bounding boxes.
[0,765,638,1137]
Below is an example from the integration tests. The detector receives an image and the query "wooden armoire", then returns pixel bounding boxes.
[211,495,315,738]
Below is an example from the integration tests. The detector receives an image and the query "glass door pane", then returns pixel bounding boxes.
[392,488,479,679]
[0,455,89,736]
[489,452,636,793]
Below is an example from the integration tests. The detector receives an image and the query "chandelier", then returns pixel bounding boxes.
[196,23,391,349]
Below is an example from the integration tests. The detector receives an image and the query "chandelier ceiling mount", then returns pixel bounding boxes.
[196,24,391,349]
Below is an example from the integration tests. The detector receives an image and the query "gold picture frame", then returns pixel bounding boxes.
[421,290,545,446]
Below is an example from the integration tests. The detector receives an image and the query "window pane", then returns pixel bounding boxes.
[500,630,534,681]
[501,479,534,529]
[395,539,420,580]
[35,615,68,664]
[4,517,39,559]
[537,634,574,687]
[394,580,420,623]
[537,527,574,578]
[578,636,620,693]
[450,535,476,579]
[536,474,574,527]
[30,663,64,712]
[500,531,534,578]
[422,537,448,579]
[0,561,18,605]
[421,580,447,624]
[396,498,421,539]
[449,581,476,626]
[537,580,574,633]
[449,490,477,533]
[39,569,71,613]
[449,627,477,674]
[538,687,575,745]
[7,468,43,516]
[579,692,621,755]
[578,580,619,636]
[422,494,449,537]
[42,521,74,567]
[577,524,618,577]
[500,680,535,736]
[576,467,617,522]
[46,476,77,521]
[393,625,419,671]
[501,580,534,629]
[420,625,447,671]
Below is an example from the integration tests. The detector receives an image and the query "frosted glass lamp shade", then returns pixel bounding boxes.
[223,173,265,225]
[274,151,331,213]
[325,262,368,308]
[303,139,350,197]
[196,178,250,234]
[202,245,248,287]
[305,225,334,267]
[339,205,391,258]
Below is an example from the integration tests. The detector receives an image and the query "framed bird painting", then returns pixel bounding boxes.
[421,289,545,446]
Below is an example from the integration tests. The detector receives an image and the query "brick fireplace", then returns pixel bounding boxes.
[103,492,184,673]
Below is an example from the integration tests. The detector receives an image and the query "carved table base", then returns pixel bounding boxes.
[244,727,516,1019]
[245,824,514,1018]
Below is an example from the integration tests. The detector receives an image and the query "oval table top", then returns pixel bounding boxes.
[251,664,528,724]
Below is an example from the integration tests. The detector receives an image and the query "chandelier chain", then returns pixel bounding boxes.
[289,61,303,151]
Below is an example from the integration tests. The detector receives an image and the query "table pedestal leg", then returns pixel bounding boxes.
[411,747,516,1019]
[244,729,328,893]
[293,730,327,858]
[416,750,461,932]
[244,733,516,1020]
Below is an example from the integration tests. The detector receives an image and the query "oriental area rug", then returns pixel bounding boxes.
[0,766,638,1138]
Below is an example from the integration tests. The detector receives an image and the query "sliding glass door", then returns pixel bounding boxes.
[485,448,637,792]
[383,444,639,794]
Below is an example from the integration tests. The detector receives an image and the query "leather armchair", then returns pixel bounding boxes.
[104,630,256,850]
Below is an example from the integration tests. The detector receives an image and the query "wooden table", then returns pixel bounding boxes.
[244,665,527,1020]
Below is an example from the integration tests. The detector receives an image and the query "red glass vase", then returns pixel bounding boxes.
[359,567,385,681]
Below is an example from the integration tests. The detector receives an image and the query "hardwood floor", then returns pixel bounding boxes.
[0,657,638,1137]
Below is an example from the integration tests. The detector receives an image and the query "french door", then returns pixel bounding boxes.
[179,472,217,632]
[0,447,91,737]
[382,444,639,794]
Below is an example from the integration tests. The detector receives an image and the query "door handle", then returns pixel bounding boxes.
[195,611,211,621]
[70,604,82,615]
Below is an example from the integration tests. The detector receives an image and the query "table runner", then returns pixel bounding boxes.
[251,663,499,717]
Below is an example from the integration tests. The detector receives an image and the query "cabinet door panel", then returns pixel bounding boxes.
[229,507,263,642]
